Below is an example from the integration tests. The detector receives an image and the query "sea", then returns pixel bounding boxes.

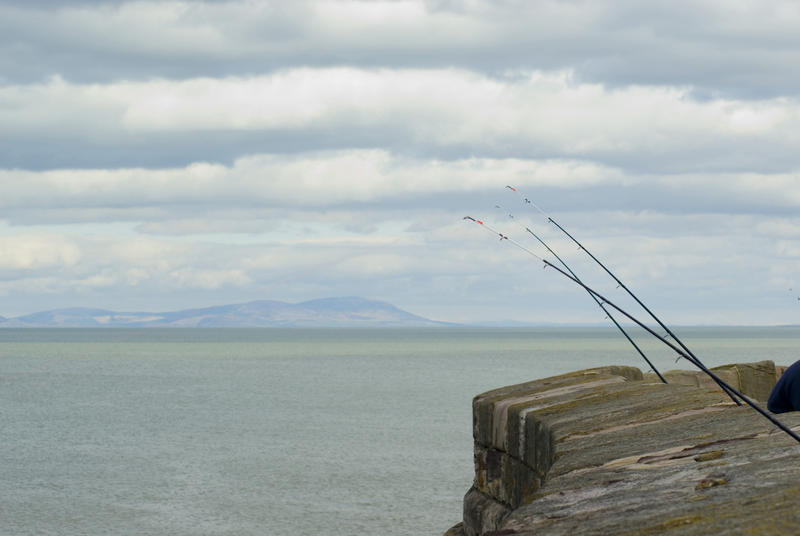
[1,326,799,536]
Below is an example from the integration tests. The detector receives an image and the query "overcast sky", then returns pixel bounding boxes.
[2,0,800,325]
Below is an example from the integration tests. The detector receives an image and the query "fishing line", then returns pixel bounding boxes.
[492,205,667,383]
[504,185,742,405]
[464,216,800,443]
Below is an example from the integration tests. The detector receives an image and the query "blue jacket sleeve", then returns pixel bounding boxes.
[768,360,800,413]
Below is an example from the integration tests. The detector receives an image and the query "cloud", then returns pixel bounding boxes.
[0,150,630,221]
[2,147,799,234]
[3,0,800,101]
[3,69,800,172]
[0,233,82,271]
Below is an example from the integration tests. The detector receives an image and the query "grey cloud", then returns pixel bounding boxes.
[3,125,796,178]
[3,66,798,173]
[522,184,800,219]
[2,1,800,100]
[0,127,406,171]
[0,167,797,232]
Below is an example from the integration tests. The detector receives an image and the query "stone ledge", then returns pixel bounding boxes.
[447,361,800,536]
[643,360,779,402]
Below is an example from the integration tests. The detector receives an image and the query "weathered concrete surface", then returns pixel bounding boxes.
[447,361,800,536]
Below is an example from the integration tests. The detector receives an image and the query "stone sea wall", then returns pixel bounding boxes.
[446,361,800,536]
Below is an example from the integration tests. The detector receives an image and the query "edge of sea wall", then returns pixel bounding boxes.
[445,361,800,536]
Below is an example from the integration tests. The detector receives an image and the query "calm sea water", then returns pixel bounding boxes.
[1,327,799,535]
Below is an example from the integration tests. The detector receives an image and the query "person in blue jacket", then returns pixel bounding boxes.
[768,360,800,413]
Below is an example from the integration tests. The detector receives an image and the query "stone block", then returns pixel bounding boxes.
[733,360,776,401]
[450,361,796,536]
[462,487,510,536]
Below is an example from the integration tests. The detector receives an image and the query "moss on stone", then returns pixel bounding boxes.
[638,515,703,534]
[695,476,728,490]
[693,450,725,462]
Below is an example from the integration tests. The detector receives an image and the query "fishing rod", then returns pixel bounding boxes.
[463,216,800,444]
[526,225,667,383]
[494,205,666,383]
[505,185,742,406]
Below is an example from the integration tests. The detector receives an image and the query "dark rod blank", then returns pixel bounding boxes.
[525,226,668,384]
[546,218,742,406]
[540,257,799,444]
[464,215,799,443]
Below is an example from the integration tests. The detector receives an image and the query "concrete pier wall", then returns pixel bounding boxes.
[446,361,800,536]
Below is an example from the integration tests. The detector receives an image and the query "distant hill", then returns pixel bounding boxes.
[0,297,448,328]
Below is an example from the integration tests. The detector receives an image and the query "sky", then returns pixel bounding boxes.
[2,0,800,325]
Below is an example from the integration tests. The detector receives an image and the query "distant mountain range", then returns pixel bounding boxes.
[0,297,449,328]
